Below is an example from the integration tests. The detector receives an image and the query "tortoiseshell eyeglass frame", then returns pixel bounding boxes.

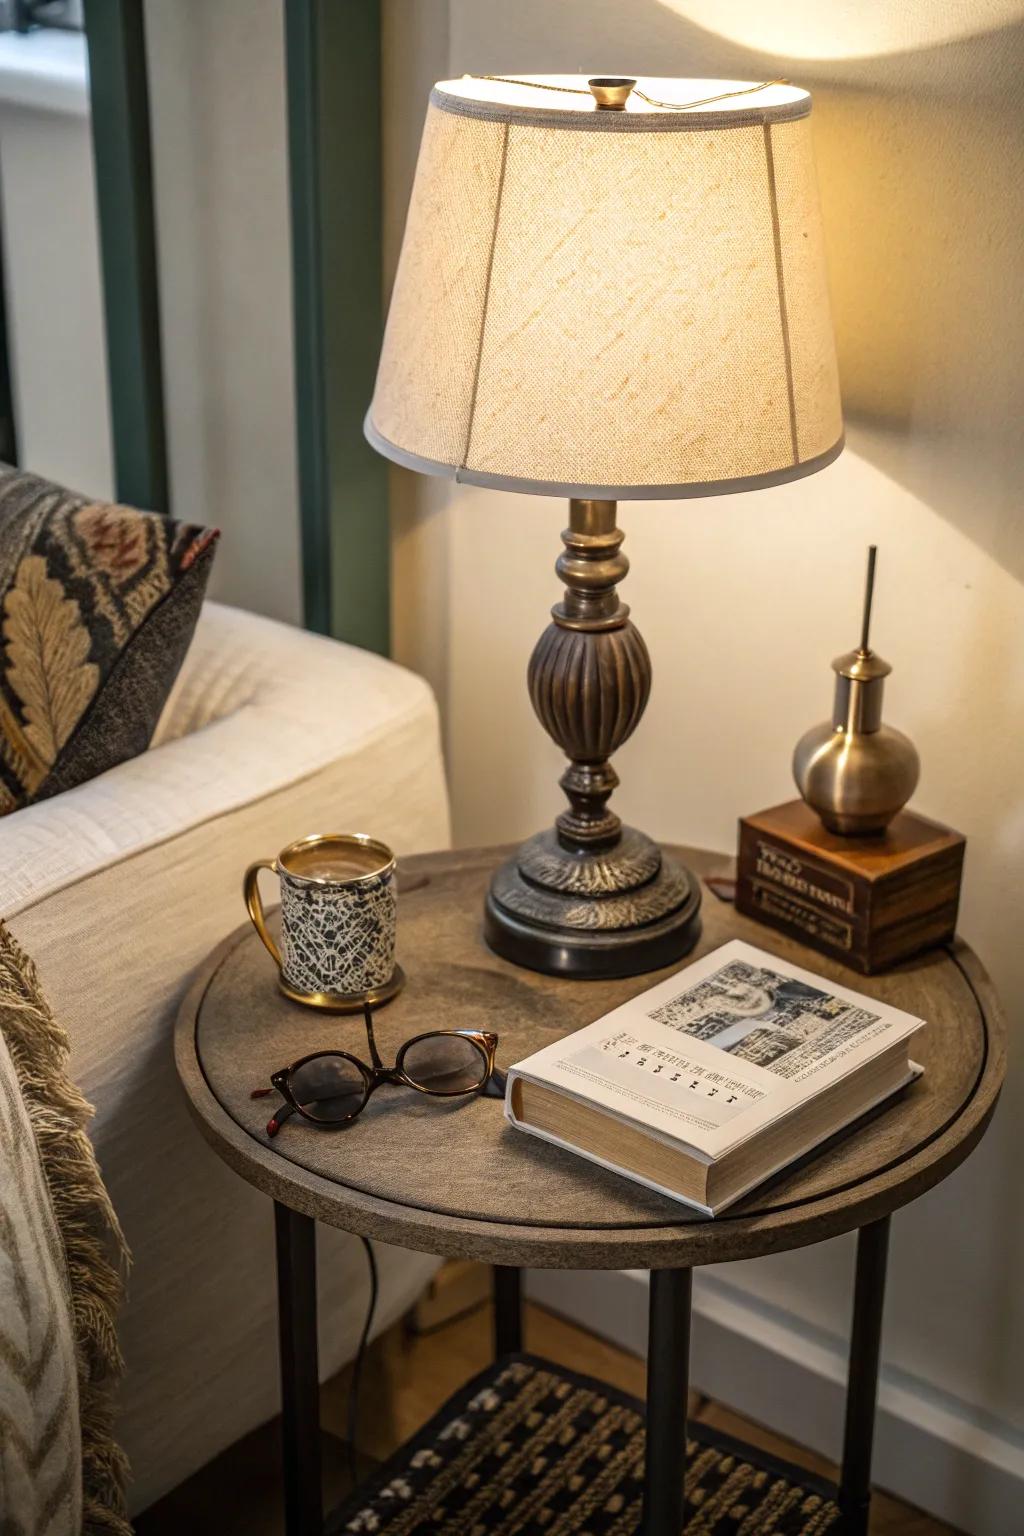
[252,1002,503,1137]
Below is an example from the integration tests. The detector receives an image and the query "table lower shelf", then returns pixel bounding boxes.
[326,1352,845,1535]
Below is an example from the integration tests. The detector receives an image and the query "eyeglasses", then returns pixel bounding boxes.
[252,1003,505,1137]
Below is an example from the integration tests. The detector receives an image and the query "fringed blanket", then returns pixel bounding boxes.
[0,922,131,1534]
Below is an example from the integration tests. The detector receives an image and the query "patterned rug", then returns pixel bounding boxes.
[328,1353,841,1535]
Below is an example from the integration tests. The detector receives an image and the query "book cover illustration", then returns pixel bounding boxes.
[647,956,884,1080]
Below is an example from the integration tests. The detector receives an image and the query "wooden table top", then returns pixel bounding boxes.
[175,846,1006,1269]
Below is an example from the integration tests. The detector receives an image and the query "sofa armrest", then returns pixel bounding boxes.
[3,605,449,1511]
[2,601,450,920]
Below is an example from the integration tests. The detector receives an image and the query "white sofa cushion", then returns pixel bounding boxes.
[2,602,451,1512]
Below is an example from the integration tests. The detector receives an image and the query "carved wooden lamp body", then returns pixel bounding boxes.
[485,500,700,974]
[365,74,844,978]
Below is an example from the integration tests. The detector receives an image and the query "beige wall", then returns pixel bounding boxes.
[383,0,1024,1516]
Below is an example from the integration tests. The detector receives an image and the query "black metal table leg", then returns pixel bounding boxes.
[839,1215,891,1536]
[493,1264,523,1355]
[275,1201,323,1536]
[642,1267,692,1536]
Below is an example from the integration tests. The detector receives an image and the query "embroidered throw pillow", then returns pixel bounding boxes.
[0,465,218,816]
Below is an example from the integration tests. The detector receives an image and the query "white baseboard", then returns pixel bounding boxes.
[526,1268,1024,1536]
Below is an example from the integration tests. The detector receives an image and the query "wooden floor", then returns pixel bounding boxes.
[137,1295,961,1535]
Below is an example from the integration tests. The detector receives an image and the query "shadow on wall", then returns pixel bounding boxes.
[450,0,1024,582]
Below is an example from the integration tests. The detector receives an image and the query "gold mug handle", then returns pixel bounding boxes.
[244,859,282,969]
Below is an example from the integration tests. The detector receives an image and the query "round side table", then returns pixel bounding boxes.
[175,845,1005,1536]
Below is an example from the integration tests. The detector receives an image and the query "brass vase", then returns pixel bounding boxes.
[793,548,919,836]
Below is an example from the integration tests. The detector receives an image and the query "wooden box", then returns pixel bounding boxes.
[736,800,965,974]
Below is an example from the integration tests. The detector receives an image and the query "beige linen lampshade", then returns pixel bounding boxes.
[366,74,843,498]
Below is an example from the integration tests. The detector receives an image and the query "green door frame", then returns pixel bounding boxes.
[84,0,169,513]
[284,0,390,654]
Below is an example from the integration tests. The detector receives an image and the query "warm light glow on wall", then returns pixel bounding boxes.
[653,0,1024,60]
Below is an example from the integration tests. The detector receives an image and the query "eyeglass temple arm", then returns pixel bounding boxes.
[363,1002,386,1070]
[265,1099,297,1137]
[250,1084,293,1128]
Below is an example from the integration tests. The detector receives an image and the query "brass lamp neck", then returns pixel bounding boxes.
[554,499,629,631]
[569,498,617,536]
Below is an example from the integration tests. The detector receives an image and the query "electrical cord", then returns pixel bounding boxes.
[276,1075,505,1488]
[407,1294,490,1339]
[343,1078,502,1479]
[347,1235,379,1488]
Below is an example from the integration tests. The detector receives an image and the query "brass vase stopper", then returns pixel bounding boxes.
[793,547,919,836]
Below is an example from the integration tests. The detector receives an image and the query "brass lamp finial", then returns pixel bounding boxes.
[588,77,636,110]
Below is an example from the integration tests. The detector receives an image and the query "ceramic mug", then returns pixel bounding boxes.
[244,833,403,1011]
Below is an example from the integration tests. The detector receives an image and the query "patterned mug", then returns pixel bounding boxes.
[244,833,403,1011]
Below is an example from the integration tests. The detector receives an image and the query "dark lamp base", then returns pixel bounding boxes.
[484,829,702,979]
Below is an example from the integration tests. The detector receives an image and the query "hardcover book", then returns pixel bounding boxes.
[505,940,924,1216]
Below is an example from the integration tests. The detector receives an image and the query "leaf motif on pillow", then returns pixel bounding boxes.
[0,691,50,793]
[2,555,99,776]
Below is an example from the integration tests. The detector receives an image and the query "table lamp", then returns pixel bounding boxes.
[366,74,843,979]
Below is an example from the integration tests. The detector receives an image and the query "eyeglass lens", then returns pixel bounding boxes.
[401,1033,488,1094]
[289,1054,367,1122]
